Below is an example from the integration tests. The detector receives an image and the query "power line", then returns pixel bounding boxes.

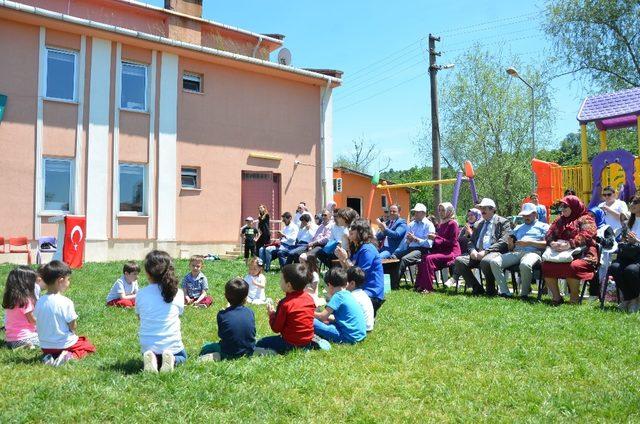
[345,45,424,85]
[347,37,425,78]
[443,34,546,54]
[334,72,425,112]
[444,27,540,49]
[336,58,426,100]
[438,11,539,35]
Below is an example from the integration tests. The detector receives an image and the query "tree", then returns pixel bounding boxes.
[544,0,640,91]
[418,48,554,215]
[335,135,390,174]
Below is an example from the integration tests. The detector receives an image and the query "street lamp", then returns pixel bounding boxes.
[506,67,536,190]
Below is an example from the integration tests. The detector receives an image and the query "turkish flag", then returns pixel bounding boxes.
[63,215,86,269]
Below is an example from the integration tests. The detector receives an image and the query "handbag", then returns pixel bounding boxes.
[322,240,340,254]
[542,246,583,263]
[617,242,640,261]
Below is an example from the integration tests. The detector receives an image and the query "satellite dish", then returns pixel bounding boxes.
[277,48,291,66]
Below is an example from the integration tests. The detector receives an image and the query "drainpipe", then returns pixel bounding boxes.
[320,80,332,208]
[252,35,263,58]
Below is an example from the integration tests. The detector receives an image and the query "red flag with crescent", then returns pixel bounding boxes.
[63,215,86,269]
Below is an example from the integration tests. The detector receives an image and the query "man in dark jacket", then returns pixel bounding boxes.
[453,198,510,295]
[375,204,408,259]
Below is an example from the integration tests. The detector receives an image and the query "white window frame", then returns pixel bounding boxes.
[120,61,149,112]
[182,72,202,93]
[41,157,75,215]
[118,163,147,216]
[181,166,200,189]
[44,47,78,102]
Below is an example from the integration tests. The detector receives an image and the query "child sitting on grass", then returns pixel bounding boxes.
[3,266,40,349]
[106,261,140,308]
[199,277,257,361]
[256,264,329,353]
[346,266,375,332]
[314,268,367,344]
[35,261,96,366]
[182,255,213,308]
[136,250,186,373]
[244,258,267,304]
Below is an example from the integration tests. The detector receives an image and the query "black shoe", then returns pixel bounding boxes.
[471,287,485,296]
[499,293,513,299]
[486,290,498,297]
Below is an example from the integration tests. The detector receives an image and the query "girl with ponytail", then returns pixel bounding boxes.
[136,250,186,372]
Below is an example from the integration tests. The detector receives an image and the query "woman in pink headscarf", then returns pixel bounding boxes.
[415,202,461,293]
[542,195,597,305]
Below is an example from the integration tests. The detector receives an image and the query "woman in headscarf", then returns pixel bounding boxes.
[444,208,481,288]
[542,195,597,305]
[415,203,461,293]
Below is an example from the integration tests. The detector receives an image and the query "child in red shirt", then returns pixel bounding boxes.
[256,264,330,353]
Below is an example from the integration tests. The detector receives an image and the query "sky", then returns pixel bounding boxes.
[144,0,591,172]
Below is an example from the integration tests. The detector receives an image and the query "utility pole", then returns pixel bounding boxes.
[429,34,442,209]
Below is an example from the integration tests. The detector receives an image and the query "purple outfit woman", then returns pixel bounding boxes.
[416,203,461,292]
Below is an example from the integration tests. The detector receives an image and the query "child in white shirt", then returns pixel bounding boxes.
[106,261,140,308]
[35,261,96,366]
[244,258,267,304]
[346,266,375,332]
[136,250,186,373]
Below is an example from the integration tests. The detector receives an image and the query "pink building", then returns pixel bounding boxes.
[0,0,341,262]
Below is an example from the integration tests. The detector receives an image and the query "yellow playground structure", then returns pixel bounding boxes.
[533,87,640,208]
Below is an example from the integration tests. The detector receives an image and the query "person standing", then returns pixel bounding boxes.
[255,205,271,254]
[530,193,548,224]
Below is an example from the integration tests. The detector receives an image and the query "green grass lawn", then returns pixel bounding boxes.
[1,259,639,422]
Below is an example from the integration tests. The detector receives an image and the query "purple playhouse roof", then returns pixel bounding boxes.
[577,87,640,130]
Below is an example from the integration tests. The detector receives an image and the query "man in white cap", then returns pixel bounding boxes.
[485,202,549,298]
[453,198,510,295]
[389,202,435,289]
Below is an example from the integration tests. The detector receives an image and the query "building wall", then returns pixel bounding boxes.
[0,10,328,260]
[333,169,411,220]
[175,56,320,243]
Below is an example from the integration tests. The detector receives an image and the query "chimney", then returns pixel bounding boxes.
[165,0,203,18]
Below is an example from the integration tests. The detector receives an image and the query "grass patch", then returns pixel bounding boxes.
[1,259,639,421]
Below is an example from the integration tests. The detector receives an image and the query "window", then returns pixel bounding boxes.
[121,62,148,111]
[181,167,200,189]
[45,48,77,101]
[346,197,362,216]
[381,195,388,208]
[183,73,202,93]
[119,164,146,213]
[43,158,73,212]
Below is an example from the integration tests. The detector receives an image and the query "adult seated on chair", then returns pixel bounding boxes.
[485,202,549,298]
[415,202,460,293]
[375,204,407,259]
[258,212,298,271]
[280,212,317,265]
[453,198,510,296]
[315,208,359,268]
[388,203,435,290]
[542,195,597,305]
[599,185,628,232]
[608,194,640,312]
[302,209,334,263]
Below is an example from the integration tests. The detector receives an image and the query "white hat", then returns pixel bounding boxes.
[411,203,427,213]
[519,203,537,216]
[245,216,254,221]
[477,198,496,209]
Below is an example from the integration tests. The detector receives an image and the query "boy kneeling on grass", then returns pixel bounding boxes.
[256,264,330,354]
[199,277,273,361]
[35,260,96,366]
[313,268,367,344]
[105,261,139,308]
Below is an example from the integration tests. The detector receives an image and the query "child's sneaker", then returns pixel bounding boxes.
[160,350,175,373]
[143,350,158,373]
[42,354,55,366]
[312,335,331,351]
[53,351,74,367]
[198,353,221,362]
[194,302,208,308]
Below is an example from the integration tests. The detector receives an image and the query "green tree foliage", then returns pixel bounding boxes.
[421,48,554,216]
[544,0,640,90]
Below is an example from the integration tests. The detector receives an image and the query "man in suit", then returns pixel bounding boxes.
[453,198,510,295]
[375,204,408,259]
